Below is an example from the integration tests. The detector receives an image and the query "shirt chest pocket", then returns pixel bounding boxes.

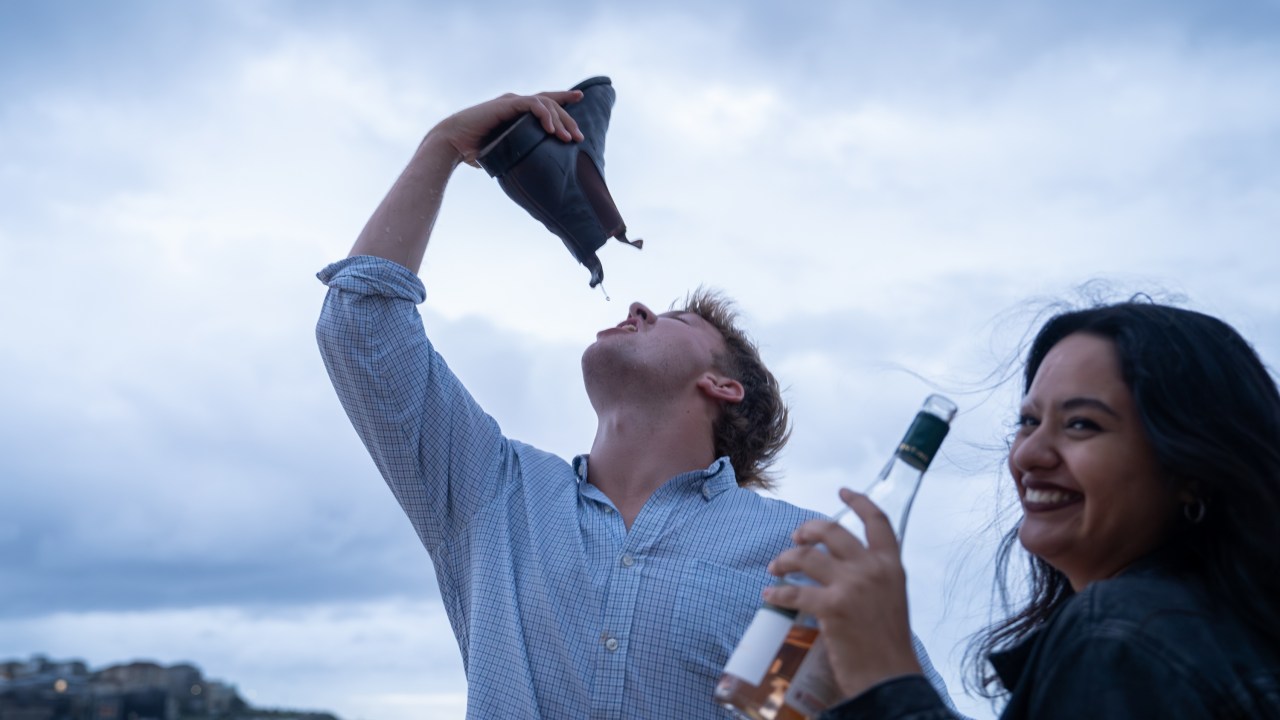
[673,560,771,678]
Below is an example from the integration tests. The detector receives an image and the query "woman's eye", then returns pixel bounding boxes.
[1015,414,1039,429]
[1066,417,1101,431]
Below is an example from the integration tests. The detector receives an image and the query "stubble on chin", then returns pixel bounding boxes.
[583,339,637,387]
[582,339,684,409]
[582,340,623,400]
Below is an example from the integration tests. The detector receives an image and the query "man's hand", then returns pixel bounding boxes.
[349,88,584,273]
[430,90,585,167]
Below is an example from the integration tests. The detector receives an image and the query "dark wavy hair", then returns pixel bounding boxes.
[966,300,1280,696]
[676,288,790,490]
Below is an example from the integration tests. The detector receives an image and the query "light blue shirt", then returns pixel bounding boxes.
[315,255,956,719]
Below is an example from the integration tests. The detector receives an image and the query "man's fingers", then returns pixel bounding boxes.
[446,88,587,162]
[554,102,583,141]
[521,96,557,135]
[524,91,583,142]
[538,89,584,106]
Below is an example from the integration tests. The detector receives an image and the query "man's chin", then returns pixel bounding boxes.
[581,342,634,381]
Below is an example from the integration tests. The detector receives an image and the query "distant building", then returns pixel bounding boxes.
[0,655,338,720]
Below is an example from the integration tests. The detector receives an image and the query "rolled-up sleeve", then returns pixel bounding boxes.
[315,255,510,553]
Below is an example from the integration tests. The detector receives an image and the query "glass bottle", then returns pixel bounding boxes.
[714,394,958,720]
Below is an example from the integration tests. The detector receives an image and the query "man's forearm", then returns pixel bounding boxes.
[348,132,460,274]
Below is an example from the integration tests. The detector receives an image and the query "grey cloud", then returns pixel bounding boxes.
[0,399,438,619]
[4,2,1280,717]
[0,289,607,621]
[0,305,442,618]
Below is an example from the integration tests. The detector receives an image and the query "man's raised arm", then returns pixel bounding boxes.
[349,89,584,273]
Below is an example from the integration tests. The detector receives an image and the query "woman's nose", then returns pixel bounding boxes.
[1010,427,1059,474]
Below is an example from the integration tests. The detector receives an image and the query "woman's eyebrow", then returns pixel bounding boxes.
[1061,397,1120,418]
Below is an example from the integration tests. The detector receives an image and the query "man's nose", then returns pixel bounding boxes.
[628,302,655,324]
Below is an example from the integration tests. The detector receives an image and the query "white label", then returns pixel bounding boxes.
[721,608,793,686]
[783,635,841,714]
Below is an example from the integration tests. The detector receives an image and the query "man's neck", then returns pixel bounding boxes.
[587,404,717,529]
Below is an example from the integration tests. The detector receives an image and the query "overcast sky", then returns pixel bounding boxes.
[3,1,1279,719]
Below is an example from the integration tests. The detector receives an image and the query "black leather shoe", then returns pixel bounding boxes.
[476,76,641,288]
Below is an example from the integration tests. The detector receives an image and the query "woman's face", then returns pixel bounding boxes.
[1010,332,1180,590]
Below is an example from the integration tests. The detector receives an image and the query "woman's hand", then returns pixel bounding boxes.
[428,89,585,166]
[763,488,923,699]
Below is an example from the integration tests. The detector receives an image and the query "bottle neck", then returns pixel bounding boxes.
[895,410,950,470]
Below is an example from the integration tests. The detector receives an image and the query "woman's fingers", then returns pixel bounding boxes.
[764,490,909,618]
[761,489,919,701]
[762,578,834,614]
[767,539,841,583]
[843,489,902,555]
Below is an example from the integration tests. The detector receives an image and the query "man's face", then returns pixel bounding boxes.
[582,301,727,398]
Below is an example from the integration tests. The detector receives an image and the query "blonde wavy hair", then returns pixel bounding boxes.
[677,288,790,490]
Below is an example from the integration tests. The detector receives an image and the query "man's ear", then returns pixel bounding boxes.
[697,373,745,404]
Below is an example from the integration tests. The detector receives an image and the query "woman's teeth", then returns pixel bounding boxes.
[1025,487,1076,504]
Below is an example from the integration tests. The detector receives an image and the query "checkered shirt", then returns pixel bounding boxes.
[315,255,956,719]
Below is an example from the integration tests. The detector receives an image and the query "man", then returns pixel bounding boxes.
[316,87,954,719]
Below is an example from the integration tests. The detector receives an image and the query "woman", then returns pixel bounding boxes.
[764,302,1280,719]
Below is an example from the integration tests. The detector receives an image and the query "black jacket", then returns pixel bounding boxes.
[820,554,1280,719]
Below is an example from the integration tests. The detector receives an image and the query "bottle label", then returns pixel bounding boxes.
[721,607,794,686]
[783,635,841,714]
[896,411,950,470]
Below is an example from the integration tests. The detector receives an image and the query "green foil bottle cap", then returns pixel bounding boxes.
[896,394,958,470]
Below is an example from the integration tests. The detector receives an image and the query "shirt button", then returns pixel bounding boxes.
[621,554,635,568]
[603,506,614,514]
[702,486,712,499]
[604,637,619,652]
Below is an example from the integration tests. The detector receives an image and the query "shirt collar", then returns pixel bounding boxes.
[572,455,738,500]
[698,457,737,499]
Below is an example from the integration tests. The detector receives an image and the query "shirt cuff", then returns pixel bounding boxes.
[316,255,426,303]
[819,675,955,720]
